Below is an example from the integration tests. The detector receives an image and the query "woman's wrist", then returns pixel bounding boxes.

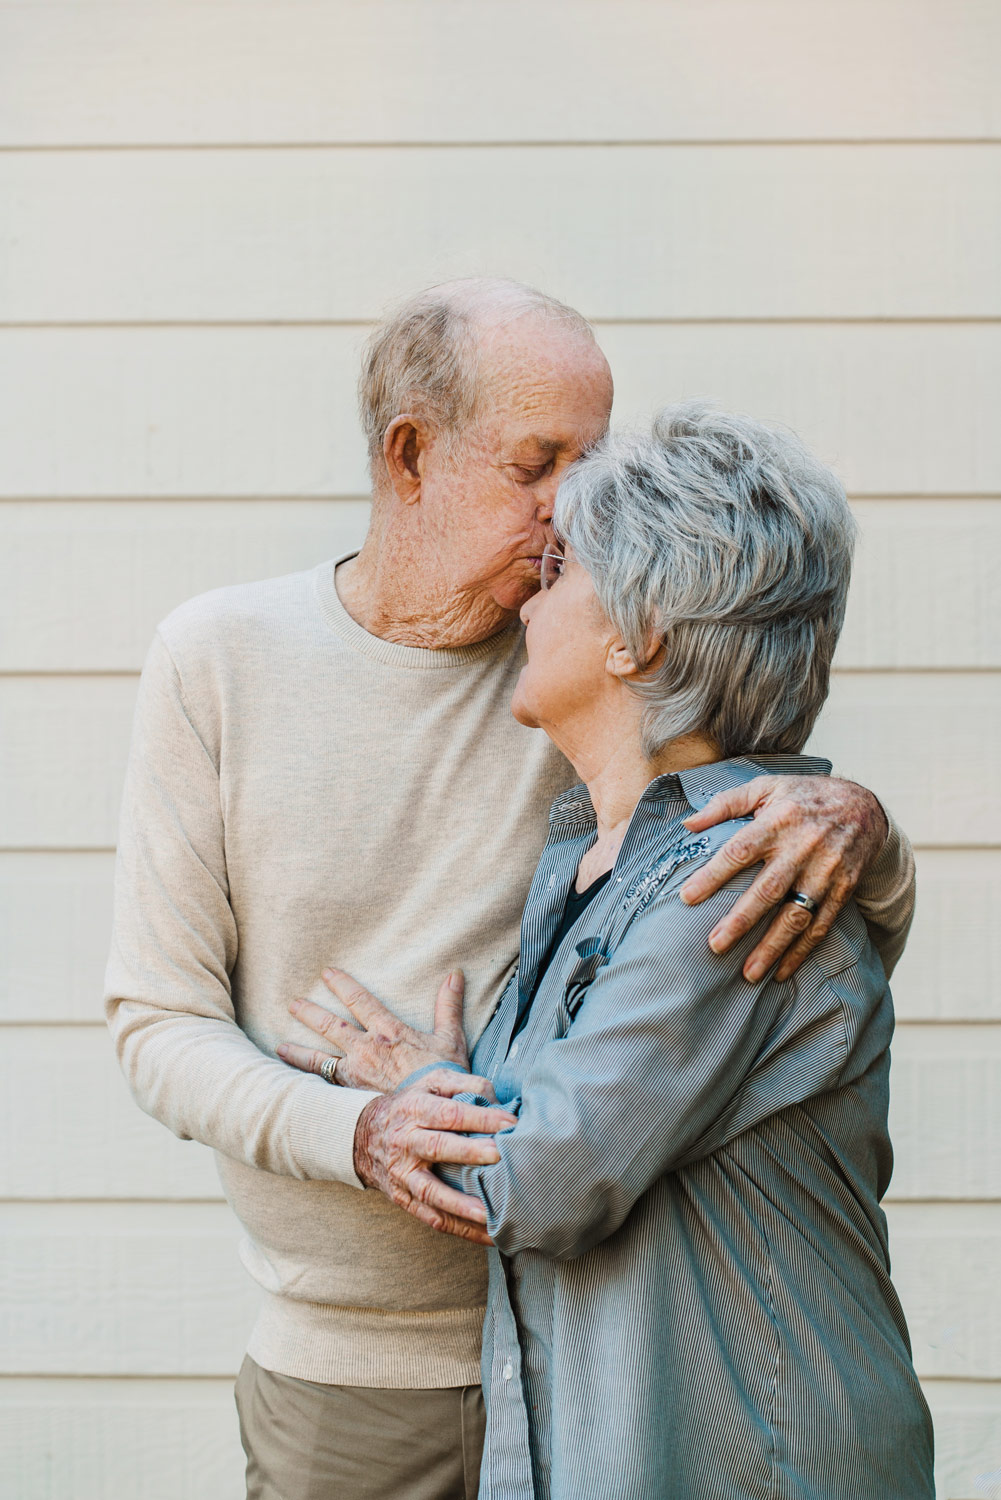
[396,1059,470,1093]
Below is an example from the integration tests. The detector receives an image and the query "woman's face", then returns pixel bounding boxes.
[511,545,621,736]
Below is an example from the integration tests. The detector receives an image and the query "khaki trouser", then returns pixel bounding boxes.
[235,1355,486,1500]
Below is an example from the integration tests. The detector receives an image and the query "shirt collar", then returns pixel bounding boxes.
[548,752,834,833]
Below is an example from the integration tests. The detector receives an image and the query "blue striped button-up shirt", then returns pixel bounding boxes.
[441,755,934,1500]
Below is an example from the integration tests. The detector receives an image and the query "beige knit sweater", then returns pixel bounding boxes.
[105,557,915,1388]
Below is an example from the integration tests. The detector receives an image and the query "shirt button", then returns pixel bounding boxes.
[509,1042,519,1059]
[502,1361,513,1381]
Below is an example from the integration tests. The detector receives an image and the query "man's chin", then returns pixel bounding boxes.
[492,575,541,614]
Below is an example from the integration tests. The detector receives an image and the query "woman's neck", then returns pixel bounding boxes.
[571,728,719,887]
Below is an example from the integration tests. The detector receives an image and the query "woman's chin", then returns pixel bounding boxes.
[510,688,540,729]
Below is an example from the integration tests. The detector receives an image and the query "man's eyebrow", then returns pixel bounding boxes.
[515,436,562,456]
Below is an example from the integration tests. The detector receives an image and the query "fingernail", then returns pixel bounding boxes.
[449,972,463,992]
[322,968,335,982]
[746,962,764,981]
[679,884,695,904]
[288,998,301,1013]
[708,930,725,952]
[277,1044,289,1058]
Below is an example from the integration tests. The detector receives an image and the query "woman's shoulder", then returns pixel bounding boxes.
[623,813,875,987]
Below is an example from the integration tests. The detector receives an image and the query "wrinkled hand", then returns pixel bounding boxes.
[680,775,887,982]
[354,1075,516,1245]
[279,968,470,1092]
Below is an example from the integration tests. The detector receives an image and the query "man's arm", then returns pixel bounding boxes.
[105,630,379,1187]
[839,811,915,977]
[679,776,915,981]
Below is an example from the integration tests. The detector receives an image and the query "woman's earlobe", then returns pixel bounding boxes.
[606,642,642,679]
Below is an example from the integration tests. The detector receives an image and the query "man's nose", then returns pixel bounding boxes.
[534,477,557,526]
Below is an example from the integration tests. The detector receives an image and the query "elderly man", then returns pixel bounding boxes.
[106,278,914,1500]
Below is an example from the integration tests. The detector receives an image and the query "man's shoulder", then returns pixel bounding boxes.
[155,564,326,666]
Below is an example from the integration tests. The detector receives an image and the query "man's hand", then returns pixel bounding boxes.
[353,1077,516,1246]
[680,775,888,983]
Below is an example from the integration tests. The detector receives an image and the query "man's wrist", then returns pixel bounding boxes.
[833,776,888,851]
[860,783,889,848]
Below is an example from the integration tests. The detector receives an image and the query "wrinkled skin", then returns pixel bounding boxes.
[282,767,890,1245]
[282,968,470,1091]
[680,773,888,982]
[352,1076,511,1247]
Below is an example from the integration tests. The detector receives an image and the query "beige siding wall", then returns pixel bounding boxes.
[1,4,999,1496]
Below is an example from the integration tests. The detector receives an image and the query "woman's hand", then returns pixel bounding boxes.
[352,1071,514,1244]
[278,967,471,1093]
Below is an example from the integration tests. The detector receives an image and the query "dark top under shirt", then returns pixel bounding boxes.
[512,869,613,1039]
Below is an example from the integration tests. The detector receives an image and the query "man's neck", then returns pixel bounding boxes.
[336,534,517,651]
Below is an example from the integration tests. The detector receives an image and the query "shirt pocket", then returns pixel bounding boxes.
[555,935,611,1036]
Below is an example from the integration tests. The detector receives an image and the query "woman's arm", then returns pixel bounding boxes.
[439,873,875,1261]
[279,862,884,1255]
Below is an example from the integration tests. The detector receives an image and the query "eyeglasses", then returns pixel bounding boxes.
[540,544,566,591]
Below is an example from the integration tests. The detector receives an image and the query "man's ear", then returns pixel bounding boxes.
[382,414,430,505]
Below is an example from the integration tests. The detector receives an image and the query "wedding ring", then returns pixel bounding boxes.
[787,891,819,915]
[319,1054,340,1085]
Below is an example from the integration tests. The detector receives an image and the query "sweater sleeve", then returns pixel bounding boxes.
[104,630,377,1188]
[853,808,915,977]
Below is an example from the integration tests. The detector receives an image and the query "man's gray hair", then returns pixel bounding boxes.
[358,277,596,471]
[554,403,856,759]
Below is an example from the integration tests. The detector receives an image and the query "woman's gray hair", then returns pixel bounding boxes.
[358,277,595,470]
[553,403,856,759]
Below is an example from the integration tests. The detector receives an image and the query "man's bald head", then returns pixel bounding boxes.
[358,277,605,478]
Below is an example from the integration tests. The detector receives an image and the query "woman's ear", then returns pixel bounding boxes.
[606,630,664,681]
[605,640,642,680]
[382,414,430,505]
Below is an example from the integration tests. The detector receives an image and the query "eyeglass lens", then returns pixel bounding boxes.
[541,546,565,590]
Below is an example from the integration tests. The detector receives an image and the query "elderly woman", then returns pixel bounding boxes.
[283,405,934,1500]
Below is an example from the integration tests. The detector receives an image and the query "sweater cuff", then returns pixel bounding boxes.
[286,1077,381,1189]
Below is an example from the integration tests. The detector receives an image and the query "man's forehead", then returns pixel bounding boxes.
[474,322,612,451]
[479,319,610,390]
[496,361,611,432]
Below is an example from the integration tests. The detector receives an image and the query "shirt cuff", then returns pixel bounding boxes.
[396,1059,469,1092]
[286,1077,381,1189]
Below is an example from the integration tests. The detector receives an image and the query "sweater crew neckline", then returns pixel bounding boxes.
[314,556,523,671]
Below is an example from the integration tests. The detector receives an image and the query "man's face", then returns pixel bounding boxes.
[417,317,614,625]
